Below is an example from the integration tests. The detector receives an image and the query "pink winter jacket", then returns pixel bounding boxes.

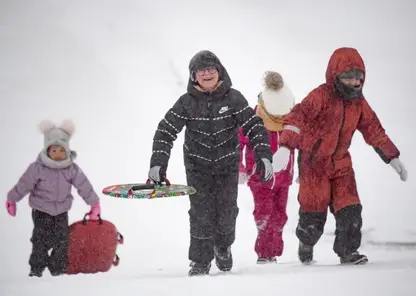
[239,112,295,188]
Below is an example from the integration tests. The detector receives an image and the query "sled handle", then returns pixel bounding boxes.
[113,254,120,266]
[131,183,155,191]
[82,214,103,225]
[131,178,171,191]
[117,232,124,244]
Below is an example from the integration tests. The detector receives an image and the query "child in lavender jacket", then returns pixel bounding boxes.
[5,120,101,278]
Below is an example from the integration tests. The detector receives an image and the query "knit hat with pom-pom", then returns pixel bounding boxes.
[259,71,295,116]
[38,119,77,168]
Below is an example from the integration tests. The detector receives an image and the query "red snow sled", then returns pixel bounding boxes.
[65,214,124,275]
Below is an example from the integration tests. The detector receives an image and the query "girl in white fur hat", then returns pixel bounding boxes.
[239,71,296,264]
[6,120,101,277]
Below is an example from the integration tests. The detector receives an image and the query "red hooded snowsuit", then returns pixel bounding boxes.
[279,47,400,256]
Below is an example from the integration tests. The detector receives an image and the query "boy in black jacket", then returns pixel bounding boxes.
[148,50,273,276]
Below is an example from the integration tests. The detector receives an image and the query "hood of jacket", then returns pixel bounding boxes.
[325,47,366,88]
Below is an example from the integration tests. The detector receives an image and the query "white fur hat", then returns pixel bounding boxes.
[260,71,295,116]
[38,119,75,155]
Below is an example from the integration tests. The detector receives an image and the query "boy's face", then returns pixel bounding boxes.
[195,67,219,91]
[47,145,67,161]
[338,69,364,88]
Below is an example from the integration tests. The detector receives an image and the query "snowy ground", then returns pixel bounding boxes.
[2,191,416,296]
[1,1,415,295]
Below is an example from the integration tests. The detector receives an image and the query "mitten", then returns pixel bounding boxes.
[272,146,290,172]
[6,200,16,217]
[88,203,101,220]
[390,158,407,182]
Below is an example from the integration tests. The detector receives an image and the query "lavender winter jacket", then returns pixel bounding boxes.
[7,156,100,216]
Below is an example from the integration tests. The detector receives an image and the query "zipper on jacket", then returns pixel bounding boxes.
[332,102,345,169]
[207,94,213,121]
[207,94,212,109]
[309,139,323,163]
[207,94,214,162]
[56,171,59,213]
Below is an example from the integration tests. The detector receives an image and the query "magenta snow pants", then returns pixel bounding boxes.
[249,183,289,258]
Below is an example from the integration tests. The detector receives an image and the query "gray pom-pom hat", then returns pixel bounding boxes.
[38,119,77,169]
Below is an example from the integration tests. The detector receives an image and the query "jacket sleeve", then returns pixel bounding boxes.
[232,91,272,162]
[357,99,400,163]
[7,162,39,202]
[280,87,325,149]
[71,164,100,206]
[238,128,248,173]
[150,96,187,170]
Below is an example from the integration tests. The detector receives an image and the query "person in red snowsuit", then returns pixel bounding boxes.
[239,71,296,264]
[272,47,408,265]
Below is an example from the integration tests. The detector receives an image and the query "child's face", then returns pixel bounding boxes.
[47,145,67,161]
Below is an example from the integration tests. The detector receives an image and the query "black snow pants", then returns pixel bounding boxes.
[295,204,363,257]
[186,168,239,264]
[29,209,69,273]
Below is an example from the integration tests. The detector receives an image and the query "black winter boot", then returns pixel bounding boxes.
[188,262,211,276]
[340,252,368,265]
[256,257,277,264]
[298,241,314,264]
[50,270,65,276]
[214,246,233,271]
[29,269,43,277]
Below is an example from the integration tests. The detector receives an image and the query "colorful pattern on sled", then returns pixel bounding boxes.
[102,183,196,199]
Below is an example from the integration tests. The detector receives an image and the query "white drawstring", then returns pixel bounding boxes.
[270,173,276,189]
[249,164,257,179]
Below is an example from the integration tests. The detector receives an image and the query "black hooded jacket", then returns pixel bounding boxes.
[150,52,272,173]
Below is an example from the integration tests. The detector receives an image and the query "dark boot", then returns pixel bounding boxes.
[256,257,277,264]
[298,241,314,264]
[340,252,368,265]
[214,246,233,272]
[295,211,327,264]
[188,262,211,276]
[29,269,43,277]
[333,204,364,261]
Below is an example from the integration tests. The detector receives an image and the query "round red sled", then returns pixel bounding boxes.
[66,213,124,275]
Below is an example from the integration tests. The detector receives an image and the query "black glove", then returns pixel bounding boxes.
[255,158,273,182]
